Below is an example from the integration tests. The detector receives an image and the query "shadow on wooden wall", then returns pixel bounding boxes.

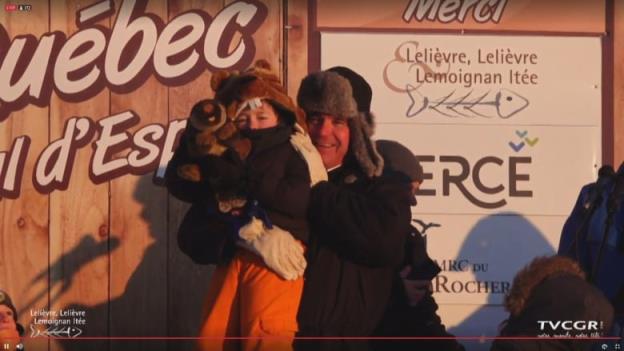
[35,175,214,351]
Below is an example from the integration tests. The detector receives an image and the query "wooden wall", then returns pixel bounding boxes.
[0,1,306,350]
[1,2,51,350]
[0,1,622,351]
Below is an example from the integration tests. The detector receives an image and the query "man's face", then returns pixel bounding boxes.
[411,180,421,195]
[0,305,16,332]
[307,113,350,169]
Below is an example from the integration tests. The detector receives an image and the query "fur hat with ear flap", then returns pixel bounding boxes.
[297,70,384,178]
[210,59,307,131]
[328,66,376,131]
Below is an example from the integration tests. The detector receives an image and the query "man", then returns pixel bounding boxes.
[326,65,462,350]
[373,139,464,351]
[292,70,412,350]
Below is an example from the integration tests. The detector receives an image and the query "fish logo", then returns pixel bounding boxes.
[406,85,529,119]
[30,325,83,338]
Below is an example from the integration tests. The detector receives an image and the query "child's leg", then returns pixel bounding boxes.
[237,249,304,351]
[197,254,243,351]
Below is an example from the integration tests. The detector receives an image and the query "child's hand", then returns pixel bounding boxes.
[238,219,306,280]
[290,125,328,186]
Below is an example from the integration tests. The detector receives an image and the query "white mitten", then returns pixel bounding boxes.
[239,216,264,241]
[290,124,328,186]
[238,218,307,280]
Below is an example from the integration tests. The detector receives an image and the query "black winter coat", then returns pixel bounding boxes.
[295,164,412,351]
[372,227,464,351]
[166,125,311,264]
[243,125,311,243]
[491,265,614,351]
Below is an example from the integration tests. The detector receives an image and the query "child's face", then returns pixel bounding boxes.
[234,101,279,130]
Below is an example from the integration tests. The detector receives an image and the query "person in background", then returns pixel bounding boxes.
[558,162,624,340]
[491,255,613,351]
[0,290,24,350]
[373,139,464,351]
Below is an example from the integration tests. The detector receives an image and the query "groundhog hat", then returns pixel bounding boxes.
[297,70,383,178]
[210,60,306,130]
[0,290,24,335]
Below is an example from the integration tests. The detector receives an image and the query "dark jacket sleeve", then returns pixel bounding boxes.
[308,174,412,268]
[165,133,212,203]
[165,132,241,265]
[405,229,442,280]
[557,184,591,258]
[177,203,236,265]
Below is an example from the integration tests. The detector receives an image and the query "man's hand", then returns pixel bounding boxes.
[238,218,307,280]
[290,124,328,186]
[400,265,433,306]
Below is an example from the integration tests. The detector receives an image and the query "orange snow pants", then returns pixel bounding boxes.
[197,249,304,351]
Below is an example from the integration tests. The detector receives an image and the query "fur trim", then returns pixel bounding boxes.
[349,114,384,178]
[505,255,586,317]
[297,71,358,118]
[327,66,373,113]
[212,60,306,131]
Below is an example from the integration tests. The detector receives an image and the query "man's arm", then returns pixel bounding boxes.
[308,175,412,267]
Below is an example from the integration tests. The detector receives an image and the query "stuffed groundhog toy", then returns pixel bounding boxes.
[177,98,251,214]
[177,99,251,183]
[177,59,306,215]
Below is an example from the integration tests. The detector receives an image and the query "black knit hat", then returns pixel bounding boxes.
[376,140,423,205]
[376,140,423,183]
[297,71,383,178]
[0,290,24,335]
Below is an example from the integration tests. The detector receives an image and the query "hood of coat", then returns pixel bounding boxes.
[505,255,586,317]
[500,255,614,347]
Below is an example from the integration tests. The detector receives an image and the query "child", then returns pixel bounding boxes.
[167,60,319,351]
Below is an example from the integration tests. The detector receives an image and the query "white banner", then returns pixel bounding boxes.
[321,32,602,341]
